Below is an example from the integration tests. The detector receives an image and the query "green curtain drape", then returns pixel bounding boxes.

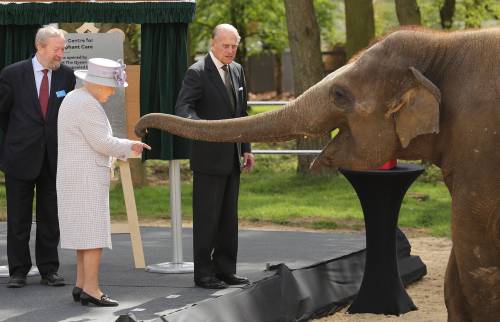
[0,24,39,141]
[140,23,190,160]
[0,2,195,24]
[0,25,38,76]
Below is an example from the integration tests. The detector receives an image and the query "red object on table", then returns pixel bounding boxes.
[378,159,397,170]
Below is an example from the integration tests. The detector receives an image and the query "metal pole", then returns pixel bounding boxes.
[170,159,183,263]
[0,266,39,277]
[145,160,193,274]
[252,150,321,155]
[1,221,39,277]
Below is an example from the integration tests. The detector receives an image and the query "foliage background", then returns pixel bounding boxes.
[188,0,498,60]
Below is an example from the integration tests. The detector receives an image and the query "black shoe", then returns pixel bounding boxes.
[7,275,27,288]
[194,276,227,289]
[72,287,83,302]
[215,274,250,285]
[80,291,119,307]
[40,272,65,286]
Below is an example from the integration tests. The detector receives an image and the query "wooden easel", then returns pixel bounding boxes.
[112,159,145,269]
[111,64,145,269]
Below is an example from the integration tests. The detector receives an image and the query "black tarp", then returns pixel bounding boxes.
[149,233,426,322]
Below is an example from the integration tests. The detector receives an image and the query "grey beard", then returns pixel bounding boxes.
[48,61,61,70]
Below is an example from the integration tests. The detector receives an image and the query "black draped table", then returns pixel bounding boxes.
[340,164,425,315]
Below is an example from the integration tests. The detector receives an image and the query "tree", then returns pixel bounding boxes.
[463,0,495,28]
[395,0,421,25]
[284,0,332,175]
[440,0,456,29]
[255,1,288,96]
[418,0,498,30]
[344,0,375,59]
[314,0,344,48]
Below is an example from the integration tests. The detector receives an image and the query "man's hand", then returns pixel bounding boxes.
[242,152,255,172]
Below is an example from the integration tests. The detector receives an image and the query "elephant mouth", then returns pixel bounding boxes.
[310,127,347,170]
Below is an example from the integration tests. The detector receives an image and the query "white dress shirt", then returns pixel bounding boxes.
[209,51,229,86]
[32,55,52,96]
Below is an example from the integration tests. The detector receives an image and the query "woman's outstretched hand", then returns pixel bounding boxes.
[131,142,151,156]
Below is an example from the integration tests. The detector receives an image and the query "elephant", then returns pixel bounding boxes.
[136,28,500,322]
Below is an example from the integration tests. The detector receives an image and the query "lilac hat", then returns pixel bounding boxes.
[74,57,128,88]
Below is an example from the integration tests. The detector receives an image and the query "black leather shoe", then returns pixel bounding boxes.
[7,275,27,288]
[40,272,65,286]
[215,274,250,285]
[80,291,119,307]
[72,287,83,302]
[194,276,227,289]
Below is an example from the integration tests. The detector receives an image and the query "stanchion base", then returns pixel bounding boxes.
[0,265,39,277]
[145,262,194,274]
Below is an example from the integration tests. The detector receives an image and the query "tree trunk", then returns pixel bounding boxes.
[273,53,283,96]
[284,0,332,175]
[440,0,456,29]
[395,0,422,26]
[344,0,375,59]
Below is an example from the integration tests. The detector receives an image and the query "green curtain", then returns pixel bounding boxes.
[0,2,195,24]
[140,23,191,160]
[0,25,39,141]
[0,25,38,73]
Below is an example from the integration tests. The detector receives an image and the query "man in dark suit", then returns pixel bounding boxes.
[0,26,76,288]
[175,24,255,289]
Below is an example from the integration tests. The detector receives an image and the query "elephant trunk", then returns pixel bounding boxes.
[135,84,334,143]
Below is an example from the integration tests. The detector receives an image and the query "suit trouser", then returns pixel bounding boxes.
[192,169,240,279]
[5,154,60,277]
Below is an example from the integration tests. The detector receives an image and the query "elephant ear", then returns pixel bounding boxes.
[386,67,441,148]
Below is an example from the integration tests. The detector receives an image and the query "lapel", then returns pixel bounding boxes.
[205,54,234,115]
[23,59,45,121]
[226,63,240,115]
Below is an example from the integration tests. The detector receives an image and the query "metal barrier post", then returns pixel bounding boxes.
[145,159,194,273]
[0,221,40,277]
[0,266,39,277]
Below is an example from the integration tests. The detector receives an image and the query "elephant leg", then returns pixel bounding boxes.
[444,248,471,322]
[446,219,500,322]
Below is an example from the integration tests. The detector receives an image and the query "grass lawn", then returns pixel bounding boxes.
[106,160,451,237]
[0,157,452,237]
[248,105,283,115]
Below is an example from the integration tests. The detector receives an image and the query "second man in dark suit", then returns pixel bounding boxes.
[0,26,76,288]
[175,24,255,289]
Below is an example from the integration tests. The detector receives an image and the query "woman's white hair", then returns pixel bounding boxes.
[35,26,66,47]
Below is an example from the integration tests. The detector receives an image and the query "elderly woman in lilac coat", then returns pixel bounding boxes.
[57,58,150,307]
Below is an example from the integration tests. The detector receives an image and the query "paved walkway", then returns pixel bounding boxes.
[0,223,365,322]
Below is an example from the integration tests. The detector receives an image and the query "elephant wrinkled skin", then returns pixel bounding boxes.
[136,28,500,322]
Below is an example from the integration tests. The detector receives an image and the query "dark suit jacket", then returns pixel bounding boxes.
[0,58,76,180]
[175,54,251,175]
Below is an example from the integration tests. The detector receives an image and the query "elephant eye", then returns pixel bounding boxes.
[331,86,352,108]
